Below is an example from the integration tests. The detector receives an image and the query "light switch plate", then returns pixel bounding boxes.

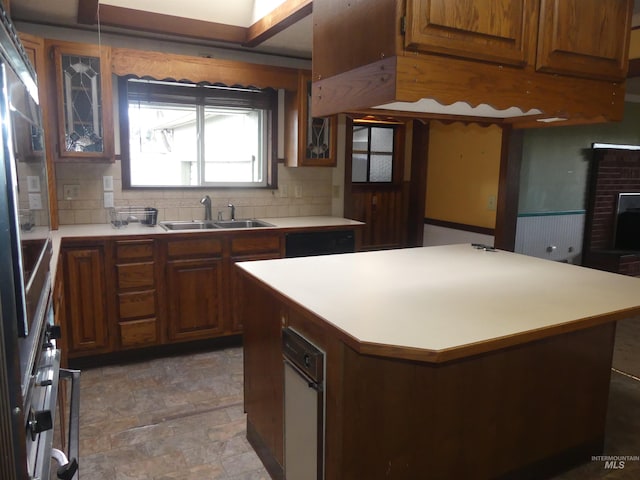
[103,175,114,191]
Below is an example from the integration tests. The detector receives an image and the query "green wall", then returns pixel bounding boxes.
[519,102,640,214]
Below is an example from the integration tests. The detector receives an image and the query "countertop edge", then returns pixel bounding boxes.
[49,215,363,283]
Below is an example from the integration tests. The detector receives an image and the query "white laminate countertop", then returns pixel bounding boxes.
[237,244,640,362]
[48,216,363,279]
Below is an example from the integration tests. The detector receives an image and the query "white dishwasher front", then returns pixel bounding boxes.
[283,328,324,480]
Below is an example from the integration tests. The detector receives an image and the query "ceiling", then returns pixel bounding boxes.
[10,0,313,59]
[9,0,640,91]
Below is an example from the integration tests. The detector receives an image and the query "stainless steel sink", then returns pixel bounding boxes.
[159,219,274,231]
[159,220,221,231]
[214,219,274,229]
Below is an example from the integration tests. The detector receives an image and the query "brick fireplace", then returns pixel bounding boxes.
[582,146,640,277]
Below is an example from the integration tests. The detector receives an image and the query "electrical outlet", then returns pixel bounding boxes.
[280,184,289,197]
[63,184,80,200]
[487,195,497,211]
[294,184,302,198]
[104,192,114,208]
[28,193,42,210]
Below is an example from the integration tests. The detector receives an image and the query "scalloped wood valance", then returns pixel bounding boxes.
[111,47,299,90]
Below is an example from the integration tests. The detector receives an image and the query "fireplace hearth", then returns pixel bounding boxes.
[583,145,640,277]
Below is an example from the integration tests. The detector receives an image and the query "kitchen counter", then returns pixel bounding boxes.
[49,216,363,279]
[238,244,640,362]
[238,244,640,479]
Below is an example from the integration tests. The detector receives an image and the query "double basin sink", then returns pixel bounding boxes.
[160,219,274,231]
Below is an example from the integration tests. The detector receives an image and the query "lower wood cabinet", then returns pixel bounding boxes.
[165,236,225,342]
[61,243,111,356]
[58,227,355,358]
[114,239,160,349]
[229,233,282,333]
[166,257,225,341]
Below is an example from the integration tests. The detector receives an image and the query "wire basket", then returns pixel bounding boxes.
[110,206,157,228]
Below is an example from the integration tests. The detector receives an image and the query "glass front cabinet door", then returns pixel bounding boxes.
[51,41,114,161]
[286,70,337,167]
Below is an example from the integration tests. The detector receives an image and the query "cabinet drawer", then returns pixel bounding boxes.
[116,239,154,261]
[116,262,155,289]
[118,290,156,319]
[231,234,281,256]
[167,237,223,259]
[119,318,158,348]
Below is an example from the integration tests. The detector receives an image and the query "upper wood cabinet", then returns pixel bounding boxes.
[286,70,337,167]
[48,40,114,161]
[536,0,632,81]
[405,0,631,81]
[311,0,632,122]
[18,33,59,229]
[404,0,538,66]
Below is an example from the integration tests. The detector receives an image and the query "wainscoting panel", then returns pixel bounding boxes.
[515,212,585,263]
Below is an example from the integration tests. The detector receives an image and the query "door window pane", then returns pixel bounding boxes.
[352,153,369,182]
[351,123,395,183]
[370,154,393,182]
[370,127,393,153]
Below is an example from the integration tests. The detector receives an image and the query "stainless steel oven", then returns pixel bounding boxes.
[0,4,79,479]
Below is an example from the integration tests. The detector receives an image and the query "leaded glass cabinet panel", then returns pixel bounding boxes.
[52,42,114,161]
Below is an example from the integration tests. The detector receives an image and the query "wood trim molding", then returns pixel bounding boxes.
[111,47,299,90]
[97,5,246,44]
[77,0,98,24]
[80,0,311,49]
[629,58,640,78]
[494,126,522,251]
[245,0,312,47]
[407,120,429,247]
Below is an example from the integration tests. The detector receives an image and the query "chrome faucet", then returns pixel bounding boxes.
[200,195,212,221]
[228,202,235,221]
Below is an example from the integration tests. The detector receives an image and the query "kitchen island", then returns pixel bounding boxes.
[237,244,640,479]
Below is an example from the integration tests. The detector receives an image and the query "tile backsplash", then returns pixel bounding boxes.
[55,161,333,225]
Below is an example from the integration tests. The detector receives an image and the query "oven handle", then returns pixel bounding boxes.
[60,368,80,479]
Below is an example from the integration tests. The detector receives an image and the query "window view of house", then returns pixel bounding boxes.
[124,79,274,188]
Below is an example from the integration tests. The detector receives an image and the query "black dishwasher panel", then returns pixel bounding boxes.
[285,230,355,258]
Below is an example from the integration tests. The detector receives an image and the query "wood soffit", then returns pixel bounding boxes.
[111,48,300,90]
[76,0,311,49]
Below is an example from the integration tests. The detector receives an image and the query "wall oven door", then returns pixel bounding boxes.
[0,3,78,479]
[283,328,325,480]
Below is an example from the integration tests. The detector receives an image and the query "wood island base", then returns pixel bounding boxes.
[241,274,619,480]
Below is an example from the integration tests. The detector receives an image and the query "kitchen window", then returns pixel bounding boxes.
[119,77,278,188]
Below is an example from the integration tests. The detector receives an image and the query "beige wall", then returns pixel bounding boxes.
[630,29,640,59]
[55,161,333,225]
[16,22,337,226]
[425,121,502,229]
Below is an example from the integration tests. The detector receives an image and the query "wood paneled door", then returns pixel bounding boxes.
[344,117,407,250]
